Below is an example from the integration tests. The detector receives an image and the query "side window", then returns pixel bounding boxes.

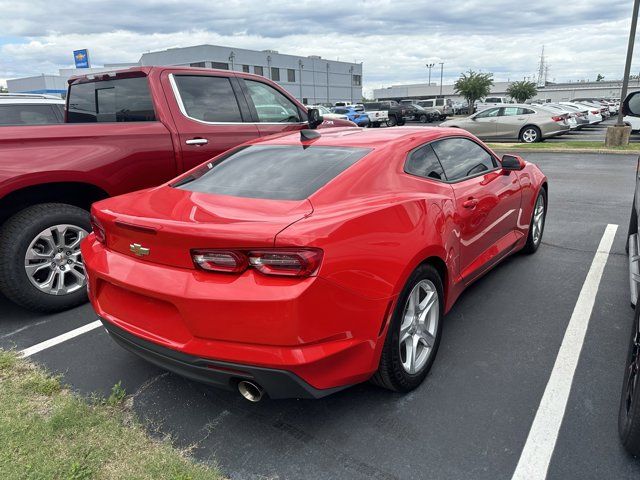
[173,75,243,123]
[405,144,446,181]
[500,107,520,116]
[0,105,62,125]
[67,76,156,123]
[431,138,497,182]
[475,108,500,119]
[245,80,301,123]
[521,108,535,115]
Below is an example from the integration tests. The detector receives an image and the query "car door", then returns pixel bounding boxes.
[466,107,500,138]
[431,137,521,281]
[239,78,307,137]
[164,72,261,172]
[495,107,529,139]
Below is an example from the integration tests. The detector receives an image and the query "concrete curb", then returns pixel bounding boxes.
[489,147,640,156]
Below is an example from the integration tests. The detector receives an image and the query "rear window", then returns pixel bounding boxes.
[67,76,155,123]
[176,145,369,200]
[0,104,63,125]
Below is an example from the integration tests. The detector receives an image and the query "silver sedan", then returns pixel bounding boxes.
[440,104,570,143]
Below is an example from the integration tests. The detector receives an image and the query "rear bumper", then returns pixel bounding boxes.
[82,237,389,392]
[101,318,348,399]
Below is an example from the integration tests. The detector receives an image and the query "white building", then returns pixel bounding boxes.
[7,45,363,105]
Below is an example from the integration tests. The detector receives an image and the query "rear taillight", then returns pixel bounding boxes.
[90,215,106,244]
[192,250,248,273]
[591,110,599,114]
[551,115,564,122]
[192,248,323,277]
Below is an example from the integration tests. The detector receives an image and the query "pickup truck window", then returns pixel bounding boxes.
[67,77,156,123]
[173,75,243,123]
[176,145,369,200]
[0,104,63,126]
[245,80,301,123]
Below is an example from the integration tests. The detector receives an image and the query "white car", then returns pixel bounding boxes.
[559,102,603,124]
[625,115,640,133]
[307,105,349,121]
[0,93,65,126]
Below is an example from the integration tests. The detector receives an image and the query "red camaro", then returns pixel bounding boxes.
[82,126,547,401]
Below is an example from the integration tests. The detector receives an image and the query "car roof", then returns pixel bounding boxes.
[249,126,468,150]
[0,98,64,105]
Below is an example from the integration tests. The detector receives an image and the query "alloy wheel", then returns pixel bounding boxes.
[522,128,538,143]
[625,318,640,417]
[24,224,88,295]
[532,195,545,245]
[399,279,439,374]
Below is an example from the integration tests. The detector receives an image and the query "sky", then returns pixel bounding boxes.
[0,0,637,96]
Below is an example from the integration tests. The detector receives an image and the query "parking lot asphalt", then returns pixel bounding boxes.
[1,152,640,479]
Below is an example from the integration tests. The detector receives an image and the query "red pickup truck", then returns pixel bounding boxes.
[0,66,352,312]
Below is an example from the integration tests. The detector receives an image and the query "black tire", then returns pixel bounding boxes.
[419,114,428,123]
[628,198,638,255]
[386,116,398,127]
[522,188,547,254]
[619,305,640,456]
[519,125,542,143]
[397,120,406,126]
[0,203,91,313]
[372,122,381,128]
[371,263,444,392]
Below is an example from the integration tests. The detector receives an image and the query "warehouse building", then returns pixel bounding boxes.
[7,45,363,105]
[373,79,640,103]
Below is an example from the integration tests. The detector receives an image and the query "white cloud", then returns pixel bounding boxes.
[0,0,636,95]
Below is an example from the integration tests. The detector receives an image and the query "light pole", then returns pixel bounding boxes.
[426,63,434,85]
[228,51,235,70]
[298,59,304,102]
[439,62,444,97]
[267,55,272,79]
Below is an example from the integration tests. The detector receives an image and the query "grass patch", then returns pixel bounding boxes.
[0,350,221,480]
[487,141,640,152]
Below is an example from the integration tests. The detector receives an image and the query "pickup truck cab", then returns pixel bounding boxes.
[363,101,406,127]
[0,66,352,312]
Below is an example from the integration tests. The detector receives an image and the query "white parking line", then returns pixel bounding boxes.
[512,223,618,480]
[19,320,102,358]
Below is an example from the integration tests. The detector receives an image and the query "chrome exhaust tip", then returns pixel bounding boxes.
[237,380,265,402]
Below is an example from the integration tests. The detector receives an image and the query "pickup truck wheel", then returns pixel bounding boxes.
[397,120,406,126]
[386,116,398,127]
[419,114,428,123]
[0,203,90,312]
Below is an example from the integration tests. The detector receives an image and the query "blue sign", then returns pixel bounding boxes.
[73,49,90,68]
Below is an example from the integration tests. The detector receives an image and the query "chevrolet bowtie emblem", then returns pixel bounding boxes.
[129,243,150,257]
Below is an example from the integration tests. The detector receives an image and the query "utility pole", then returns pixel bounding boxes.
[426,63,434,85]
[326,63,330,104]
[349,66,354,103]
[228,51,235,70]
[267,55,272,79]
[439,62,444,96]
[607,0,639,145]
[618,0,640,126]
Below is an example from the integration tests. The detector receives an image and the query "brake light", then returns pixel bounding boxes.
[591,110,599,114]
[192,248,323,277]
[551,115,564,122]
[90,215,106,244]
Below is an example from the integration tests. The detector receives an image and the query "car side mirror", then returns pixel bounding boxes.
[307,108,324,129]
[501,154,526,172]
[623,91,640,117]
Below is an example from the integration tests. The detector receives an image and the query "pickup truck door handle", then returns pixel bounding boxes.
[185,138,208,146]
[463,198,479,209]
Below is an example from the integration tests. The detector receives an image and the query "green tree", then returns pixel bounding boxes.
[454,70,494,114]
[0,86,7,93]
[596,73,605,82]
[506,81,538,103]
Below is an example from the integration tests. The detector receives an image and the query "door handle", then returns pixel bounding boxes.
[186,138,208,146]
[463,198,478,209]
